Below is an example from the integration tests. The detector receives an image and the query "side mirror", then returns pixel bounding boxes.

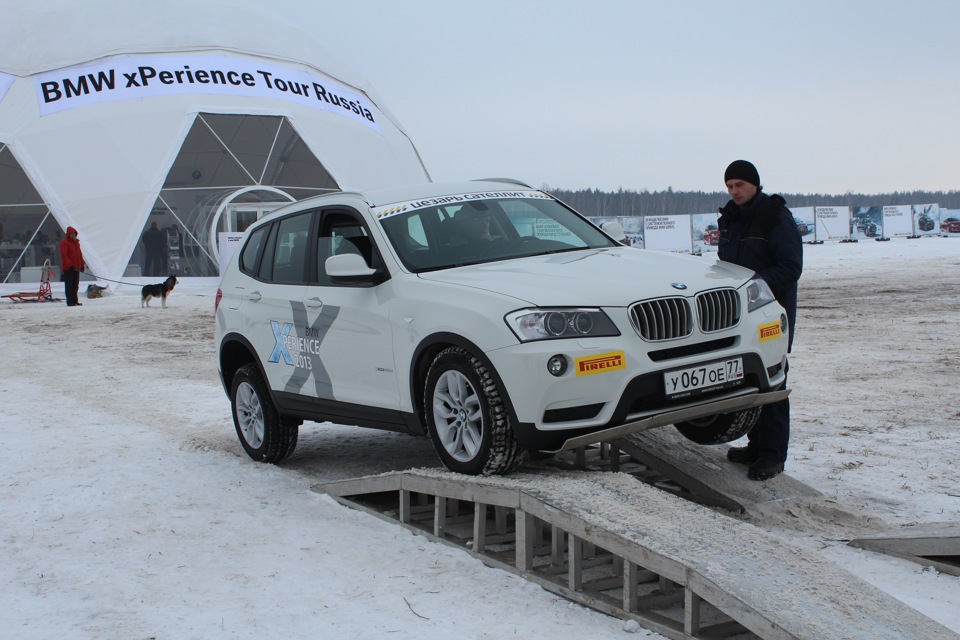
[326,253,378,282]
[600,221,628,244]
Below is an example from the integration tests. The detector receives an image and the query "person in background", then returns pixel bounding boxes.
[142,221,164,277]
[718,160,803,481]
[59,225,85,307]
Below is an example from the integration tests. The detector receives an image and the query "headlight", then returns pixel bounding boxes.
[745,276,776,312]
[505,308,620,342]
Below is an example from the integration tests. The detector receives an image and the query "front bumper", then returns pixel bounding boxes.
[485,306,788,450]
[549,387,789,452]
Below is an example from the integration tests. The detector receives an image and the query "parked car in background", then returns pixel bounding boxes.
[941,217,960,234]
[702,224,720,245]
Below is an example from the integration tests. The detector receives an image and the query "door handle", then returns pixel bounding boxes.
[247,290,262,302]
[305,296,323,309]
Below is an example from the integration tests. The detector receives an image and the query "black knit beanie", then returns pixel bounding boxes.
[724,160,760,187]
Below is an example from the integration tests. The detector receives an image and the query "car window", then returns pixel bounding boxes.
[378,193,615,272]
[258,223,278,281]
[270,212,312,284]
[239,225,268,275]
[316,211,377,285]
[498,198,586,246]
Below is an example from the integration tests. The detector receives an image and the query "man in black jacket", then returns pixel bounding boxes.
[718,160,803,480]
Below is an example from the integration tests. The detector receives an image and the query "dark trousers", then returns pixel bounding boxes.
[64,268,80,306]
[748,365,790,463]
[144,251,161,277]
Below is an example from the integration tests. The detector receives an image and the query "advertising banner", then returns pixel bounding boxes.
[815,206,851,241]
[791,206,816,241]
[32,54,381,132]
[851,206,883,240]
[691,212,720,253]
[912,203,941,237]
[882,205,913,238]
[939,208,960,235]
[643,215,692,254]
[0,72,13,105]
[218,232,245,275]
[620,216,644,248]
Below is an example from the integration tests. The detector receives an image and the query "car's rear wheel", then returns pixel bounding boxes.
[231,363,298,463]
[424,346,525,475]
[673,407,761,445]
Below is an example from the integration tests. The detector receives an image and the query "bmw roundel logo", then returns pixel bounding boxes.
[671,282,687,290]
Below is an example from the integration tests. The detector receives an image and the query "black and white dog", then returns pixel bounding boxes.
[141,275,178,308]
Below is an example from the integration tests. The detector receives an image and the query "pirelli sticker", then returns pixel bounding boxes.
[575,350,626,376]
[758,320,782,342]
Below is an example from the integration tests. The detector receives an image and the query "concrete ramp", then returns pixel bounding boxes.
[315,468,957,640]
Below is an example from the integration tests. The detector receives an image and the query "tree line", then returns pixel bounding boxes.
[544,187,960,218]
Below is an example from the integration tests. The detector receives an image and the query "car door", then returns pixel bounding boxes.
[299,209,400,410]
[246,210,314,394]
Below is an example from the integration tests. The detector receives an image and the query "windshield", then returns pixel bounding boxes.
[377,191,617,272]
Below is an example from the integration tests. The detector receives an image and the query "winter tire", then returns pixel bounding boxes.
[424,346,525,476]
[673,407,761,445]
[231,363,299,463]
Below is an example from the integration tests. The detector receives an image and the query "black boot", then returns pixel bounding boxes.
[726,446,758,465]
[748,458,784,481]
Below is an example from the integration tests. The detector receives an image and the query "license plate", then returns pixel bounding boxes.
[664,357,744,399]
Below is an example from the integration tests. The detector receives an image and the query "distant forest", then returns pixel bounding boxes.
[545,187,960,217]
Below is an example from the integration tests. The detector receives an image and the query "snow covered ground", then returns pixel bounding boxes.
[1,237,958,639]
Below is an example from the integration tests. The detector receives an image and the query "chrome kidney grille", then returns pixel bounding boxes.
[696,288,741,333]
[630,289,740,341]
[630,297,692,341]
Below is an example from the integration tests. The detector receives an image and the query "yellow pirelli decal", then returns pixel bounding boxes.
[758,321,782,342]
[575,350,626,376]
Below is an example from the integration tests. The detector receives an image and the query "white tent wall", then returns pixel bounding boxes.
[2,1,430,283]
[11,98,184,281]
[9,85,429,281]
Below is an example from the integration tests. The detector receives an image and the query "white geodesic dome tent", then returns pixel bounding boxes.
[0,1,430,284]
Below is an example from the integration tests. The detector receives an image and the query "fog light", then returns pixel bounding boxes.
[780,314,787,332]
[547,355,567,377]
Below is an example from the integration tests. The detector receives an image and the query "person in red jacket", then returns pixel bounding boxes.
[59,226,85,307]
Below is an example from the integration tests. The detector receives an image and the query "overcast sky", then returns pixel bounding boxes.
[290,0,959,195]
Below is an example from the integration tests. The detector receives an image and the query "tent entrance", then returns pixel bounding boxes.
[226,202,291,234]
[209,186,296,264]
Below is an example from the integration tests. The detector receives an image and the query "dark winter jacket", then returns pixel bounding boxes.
[59,226,85,272]
[717,192,803,350]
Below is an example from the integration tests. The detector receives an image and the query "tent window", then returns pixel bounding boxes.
[132,113,338,278]
[0,145,62,284]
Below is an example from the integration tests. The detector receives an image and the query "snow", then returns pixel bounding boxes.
[1,237,959,639]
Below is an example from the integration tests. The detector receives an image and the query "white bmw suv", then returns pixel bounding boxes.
[215,180,789,475]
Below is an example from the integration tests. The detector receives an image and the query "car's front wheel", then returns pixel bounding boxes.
[231,363,298,463]
[424,347,525,475]
[673,407,761,445]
